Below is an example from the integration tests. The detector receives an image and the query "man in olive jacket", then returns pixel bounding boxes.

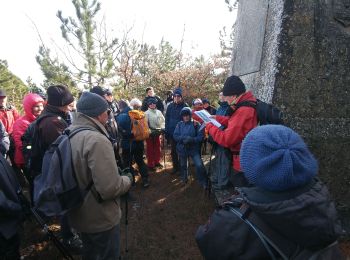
[68,92,132,260]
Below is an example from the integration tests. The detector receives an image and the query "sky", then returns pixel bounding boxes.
[0,0,236,85]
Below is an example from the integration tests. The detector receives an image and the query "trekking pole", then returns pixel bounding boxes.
[207,144,215,198]
[124,192,129,256]
[162,133,166,172]
[17,190,74,260]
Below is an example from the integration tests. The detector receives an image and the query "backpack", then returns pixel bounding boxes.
[235,99,284,125]
[128,110,150,141]
[33,127,93,216]
[196,197,345,260]
[21,113,60,177]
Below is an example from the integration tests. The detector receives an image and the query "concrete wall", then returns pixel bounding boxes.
[232,0,350,232]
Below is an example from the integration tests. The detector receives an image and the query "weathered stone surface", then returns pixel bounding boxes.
[232,0,350,233]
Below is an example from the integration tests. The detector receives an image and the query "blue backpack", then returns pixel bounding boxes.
[33,127,92,216]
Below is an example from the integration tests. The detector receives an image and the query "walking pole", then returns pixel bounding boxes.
[162,133,166,172]
[125,194,128,254]
[207,144,215,198]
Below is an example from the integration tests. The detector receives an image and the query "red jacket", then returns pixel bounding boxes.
[206,91,258,171]
[12,94,44,167]
[0,107,20,134]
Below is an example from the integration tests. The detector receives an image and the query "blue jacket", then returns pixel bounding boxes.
[173,120,203,156]
[216,101,233,116]
[116,107,143,150]
[165,101,188,137]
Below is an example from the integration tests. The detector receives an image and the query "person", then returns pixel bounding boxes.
[145,97,165,170]
[12,93,44,169]
[191,98,204,123]
[173,107,207,187]
[141,87,164,113]
[0,121,10,157]
[163,90,173,115]
[206,75,258,188]
[90,86,120,163]
[196,125,344,259]
[66,92,132,260]
[0,89,20,135]
[165,88,189,174]
[0,155,24,260]
[116,99,150,188]
[130,98,142,110]
[104,88,120,115]
[209,92,234,191]
[32,85,82,251]
[202,98,216,115]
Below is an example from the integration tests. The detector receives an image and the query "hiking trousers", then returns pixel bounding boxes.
[81,224,120,260]
[179,153,207,187]
[146,136,161,167]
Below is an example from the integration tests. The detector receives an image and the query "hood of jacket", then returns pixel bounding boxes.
[23,93,44,122]
[239,179,343,249]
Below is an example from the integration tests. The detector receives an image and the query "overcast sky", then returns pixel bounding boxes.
[0,0,236,85]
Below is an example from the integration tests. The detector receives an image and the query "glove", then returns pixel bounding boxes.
[120,167,134,183]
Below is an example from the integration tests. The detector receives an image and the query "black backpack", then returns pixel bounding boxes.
[196,197,344,260]
[235,99,284,125]
[21,114,61,177]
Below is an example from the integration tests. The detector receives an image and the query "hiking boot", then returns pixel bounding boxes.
[63,234,83,254]
[143,179,150,188]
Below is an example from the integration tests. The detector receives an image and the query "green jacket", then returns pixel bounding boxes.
[68,112,131,233]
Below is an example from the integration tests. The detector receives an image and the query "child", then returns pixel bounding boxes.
[145,97,165,170]
[173,107,207,187]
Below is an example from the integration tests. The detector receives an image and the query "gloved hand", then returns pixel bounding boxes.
[120,167,134,183]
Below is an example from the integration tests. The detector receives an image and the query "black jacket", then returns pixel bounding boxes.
[0,156,22,239]
[196,178,343,259]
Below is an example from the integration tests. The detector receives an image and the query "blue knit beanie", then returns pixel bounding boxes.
[173,88,182,96]
[240,125,318,191]
[77,92,108,117]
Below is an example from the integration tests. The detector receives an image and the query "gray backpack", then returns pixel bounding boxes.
[33,127,92,216]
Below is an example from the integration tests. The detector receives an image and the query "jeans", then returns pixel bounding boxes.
[179,153,207,187]
[81,224,120,260]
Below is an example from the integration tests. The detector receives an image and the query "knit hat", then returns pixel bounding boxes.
[222,75,246,96]
[173,88,182,97]
[180,107,192,117]
[147,97,158,105]
[240,125,318,191]
[77,92,108,117]
[47,85,74,107]
[193,98,203,105]
[202,98,210,104]
[90,86,105,97]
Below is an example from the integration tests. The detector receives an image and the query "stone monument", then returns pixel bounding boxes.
[232,0,350,232]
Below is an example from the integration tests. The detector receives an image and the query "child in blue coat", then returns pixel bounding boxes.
[173,107,208,187]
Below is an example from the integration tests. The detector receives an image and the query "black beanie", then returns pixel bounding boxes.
[90,86,105,97]
[47,85,74,107]
[222,75,246,96]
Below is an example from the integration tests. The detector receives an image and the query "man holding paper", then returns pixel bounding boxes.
[205,75,258,188]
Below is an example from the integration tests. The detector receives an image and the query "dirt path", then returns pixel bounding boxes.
[119,156,215,260]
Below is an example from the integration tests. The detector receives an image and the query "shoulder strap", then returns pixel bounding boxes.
[227,204,292,260]
[235,101,257,110]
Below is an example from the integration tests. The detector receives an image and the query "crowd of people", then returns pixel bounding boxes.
[0,75,344,259]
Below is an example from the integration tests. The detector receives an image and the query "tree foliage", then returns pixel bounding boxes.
[0,60,28,112]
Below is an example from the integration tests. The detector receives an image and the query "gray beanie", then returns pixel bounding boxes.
[77,92,108,117]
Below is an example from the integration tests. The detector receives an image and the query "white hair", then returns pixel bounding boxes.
[129,98,142,109]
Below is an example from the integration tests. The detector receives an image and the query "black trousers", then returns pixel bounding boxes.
[0,233,20,260]
[169,137,180,171]
[121,142,148,180]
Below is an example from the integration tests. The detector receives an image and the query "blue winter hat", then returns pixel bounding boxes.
[173,88,182,97]
[180,107,192,117]
[240,125,318,191]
